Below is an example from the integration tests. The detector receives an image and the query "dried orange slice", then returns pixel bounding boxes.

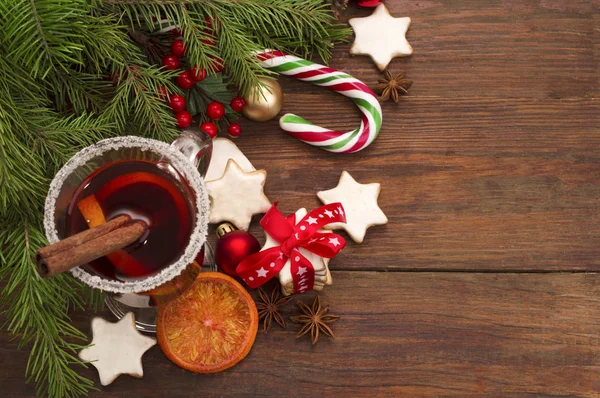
[157,272,258,373]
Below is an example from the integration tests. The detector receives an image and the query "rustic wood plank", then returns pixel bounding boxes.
[303,0,600,100]
[2,1,600,396]
[2,272,599,397]
[237,97,600,272]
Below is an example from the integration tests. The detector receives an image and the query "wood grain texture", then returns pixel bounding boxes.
[2,272,599,397]
[238,97,600,272]
[231,0,600,272]
[2,0,600,396]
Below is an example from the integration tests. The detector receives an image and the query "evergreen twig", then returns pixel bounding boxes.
[0,1,348,396]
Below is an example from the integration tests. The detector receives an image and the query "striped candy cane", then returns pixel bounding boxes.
[256,50,382,154]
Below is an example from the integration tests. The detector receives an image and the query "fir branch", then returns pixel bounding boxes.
[0,2,349,397]
[0,0,90,79]
[102,0,350,95]
[102,64,180,140]
[0,217,97,398]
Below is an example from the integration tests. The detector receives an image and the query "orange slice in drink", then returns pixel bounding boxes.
[96,171,191,239]
[77,194,149,277]
[157,272,258,373]
[77,195,107,227]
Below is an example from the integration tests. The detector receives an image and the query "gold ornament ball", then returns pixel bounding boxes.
[242,78,283,122]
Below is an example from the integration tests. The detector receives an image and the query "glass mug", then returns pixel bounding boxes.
[43,130,213,332]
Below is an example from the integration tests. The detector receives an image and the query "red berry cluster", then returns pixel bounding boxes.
[159,37,207,129]
[158,31,245,138]
[199,98,245,139]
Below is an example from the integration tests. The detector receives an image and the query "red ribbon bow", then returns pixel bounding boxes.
[236,203,347,293]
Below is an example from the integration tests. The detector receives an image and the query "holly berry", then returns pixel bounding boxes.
[171,28,182,38]
[201,38,215,48]
[209,56,224,73]
[176,70,195,89]
[200,122,218,138]
[158,86,169,100]
[169,94,186,112]
[171,40,186,57]
[227,123,242,138]
[162,54,180,70]
[190,66,207,82]
[204,16,213,30]
[230,97,246,112]
[206,102,225,120]
[175,110,192,128]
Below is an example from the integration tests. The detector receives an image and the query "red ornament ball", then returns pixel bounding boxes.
[200,122,218,138]
[176,70,195,89]
[175,110,192,128]
[170,39,186,57]
[169,94,186,112]
[190,66,207,82]
[227,123,242,138]
[206,101,225,120]
[353,0,381,6]
[230,97,246,112]
[215,228,260,277]
[162,54,180,70]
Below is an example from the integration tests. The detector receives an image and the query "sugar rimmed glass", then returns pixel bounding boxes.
[43,132,212,331]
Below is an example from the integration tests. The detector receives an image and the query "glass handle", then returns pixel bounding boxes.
[169,128,213,177]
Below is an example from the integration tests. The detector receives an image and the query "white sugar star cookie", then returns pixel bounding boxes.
[205,137,255,182]
[317,171,387,243]
[207,159,271,230]
[79,313,156,386]
[349,4,413,71]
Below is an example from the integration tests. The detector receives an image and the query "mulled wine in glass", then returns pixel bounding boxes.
[43,131,212,332]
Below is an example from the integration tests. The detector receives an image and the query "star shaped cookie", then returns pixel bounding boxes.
[79,312,156,386]
[205,137,255,182]
[349,4,413,71]
[207,159,271,230]
[317,171,387,243]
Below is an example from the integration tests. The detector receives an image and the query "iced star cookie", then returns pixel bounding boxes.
[349,4,413,71]
[317,171,387,243]
[79,313,156,386]
[205,137,255,182]
[207,159,271,230]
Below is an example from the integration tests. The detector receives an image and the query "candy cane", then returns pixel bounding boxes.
[256,50,382,154]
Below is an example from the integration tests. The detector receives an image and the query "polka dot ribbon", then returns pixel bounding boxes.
[236,203,347,293]
[256,50,383,154]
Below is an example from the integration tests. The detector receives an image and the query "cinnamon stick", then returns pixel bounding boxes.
[36,215,132,262]
[36,220,148,279]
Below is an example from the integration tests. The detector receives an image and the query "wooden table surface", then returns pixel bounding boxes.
[2,1,600,396]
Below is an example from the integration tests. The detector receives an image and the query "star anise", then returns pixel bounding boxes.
[290,294,340,345]
[256,285,293,333]
[374,70,413,103]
